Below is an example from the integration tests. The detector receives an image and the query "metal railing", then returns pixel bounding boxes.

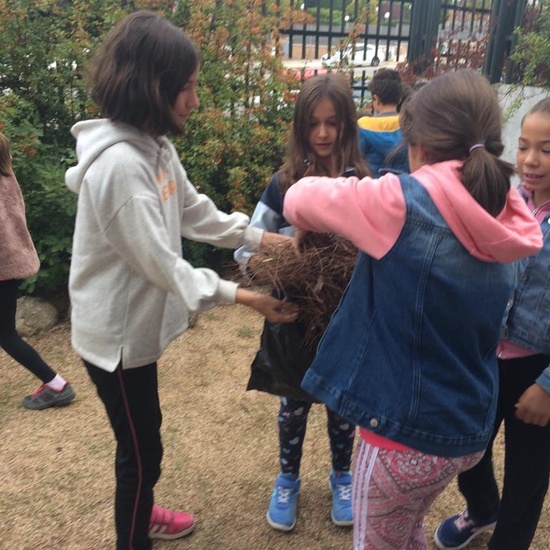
[274,0,528,92]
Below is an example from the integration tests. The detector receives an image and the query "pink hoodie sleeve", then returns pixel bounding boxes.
[283,173,406,259]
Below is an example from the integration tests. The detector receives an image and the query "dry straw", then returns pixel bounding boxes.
[248,232,358,346]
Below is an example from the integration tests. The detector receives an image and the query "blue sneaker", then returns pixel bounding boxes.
[434,509,498,549]
[329,470,353,526]
[266,473,300,531]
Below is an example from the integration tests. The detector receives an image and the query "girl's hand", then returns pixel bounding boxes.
[293,228,310,256]
[515,384,550,427]
[236,288,299,323]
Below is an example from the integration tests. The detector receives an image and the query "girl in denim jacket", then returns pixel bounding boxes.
[435,97,550,550]
[283,70,543,549]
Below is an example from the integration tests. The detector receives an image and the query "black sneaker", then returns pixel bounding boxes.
[434,509,498,549]
[22,382,75,410]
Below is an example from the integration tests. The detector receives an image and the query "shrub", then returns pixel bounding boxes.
[511,0,550,86]
[0,0,300,291]
[0,0,114,293]
[169,0,297,267]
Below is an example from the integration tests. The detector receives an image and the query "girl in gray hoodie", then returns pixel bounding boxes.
[65,11,297,550]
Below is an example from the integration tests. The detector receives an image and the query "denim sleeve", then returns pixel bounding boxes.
[233,200,281,268]
[233,175,289,269]
[536,365,550,393]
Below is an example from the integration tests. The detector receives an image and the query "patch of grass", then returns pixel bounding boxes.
[1,306,548,550]
[236,326,254,338]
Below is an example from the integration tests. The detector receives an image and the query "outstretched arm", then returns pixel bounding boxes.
[234,174,291,270]
[283,172,406,259]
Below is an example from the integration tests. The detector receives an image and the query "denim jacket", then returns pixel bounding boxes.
[301,175,516,457]
[501,211,550,355]
[500,199,550,392]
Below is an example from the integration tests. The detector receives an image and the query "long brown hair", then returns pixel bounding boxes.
[400,69,513,216]
[88,10,199,137]
[278,73,370,193]
[0,133,13,177]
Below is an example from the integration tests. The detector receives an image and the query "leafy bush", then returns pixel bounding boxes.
[0,0,300,292]
[169,0,298,268]
[511,0,550,86]
[0,0,115,293]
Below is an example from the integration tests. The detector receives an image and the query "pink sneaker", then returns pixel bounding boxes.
[148,504,195,540]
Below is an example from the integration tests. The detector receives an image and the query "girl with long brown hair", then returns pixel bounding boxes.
[235,72,369,532]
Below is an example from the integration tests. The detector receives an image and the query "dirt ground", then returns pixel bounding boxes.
[1,303,548,550]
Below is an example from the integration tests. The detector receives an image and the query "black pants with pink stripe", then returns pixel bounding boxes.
[85,360,163,550]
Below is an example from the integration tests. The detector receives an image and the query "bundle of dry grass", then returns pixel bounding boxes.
[249,232,358,346]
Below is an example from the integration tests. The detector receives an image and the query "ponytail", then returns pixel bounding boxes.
[461,143,514,217]
[400,69,512,217]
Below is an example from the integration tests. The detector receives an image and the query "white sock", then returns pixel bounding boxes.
[46,374,67,392]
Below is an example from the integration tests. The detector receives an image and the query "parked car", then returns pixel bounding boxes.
[321,43,380,68]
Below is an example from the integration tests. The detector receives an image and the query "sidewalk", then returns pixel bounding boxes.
[282,58,398,75]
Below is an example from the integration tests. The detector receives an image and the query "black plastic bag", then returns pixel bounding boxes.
[247,319,320,402]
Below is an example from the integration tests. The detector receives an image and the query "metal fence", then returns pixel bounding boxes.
[275,0,522,102]
[276,0,413,105]
[437,0,492,61]
[280,1,412,63]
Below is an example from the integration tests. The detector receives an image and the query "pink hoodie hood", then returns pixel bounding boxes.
[414,161,542,262]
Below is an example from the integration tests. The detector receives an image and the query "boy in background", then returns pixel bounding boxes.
[358,68,405,175]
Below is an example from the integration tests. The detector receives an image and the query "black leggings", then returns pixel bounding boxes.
[85,360,163,550]
[457,355,550,550]
[0,279,56,383]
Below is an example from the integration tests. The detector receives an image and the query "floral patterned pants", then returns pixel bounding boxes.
[353,439,484,549]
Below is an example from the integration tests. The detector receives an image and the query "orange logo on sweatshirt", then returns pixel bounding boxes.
[161,180,176,202]
[156,171,176,202]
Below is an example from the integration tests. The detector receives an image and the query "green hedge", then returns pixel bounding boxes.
[0,0,298,293]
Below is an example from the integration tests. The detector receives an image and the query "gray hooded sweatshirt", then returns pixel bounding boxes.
[66,119,262,372]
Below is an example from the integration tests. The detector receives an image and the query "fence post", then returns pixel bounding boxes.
[483,0,527,84]
[408,0,442,71]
